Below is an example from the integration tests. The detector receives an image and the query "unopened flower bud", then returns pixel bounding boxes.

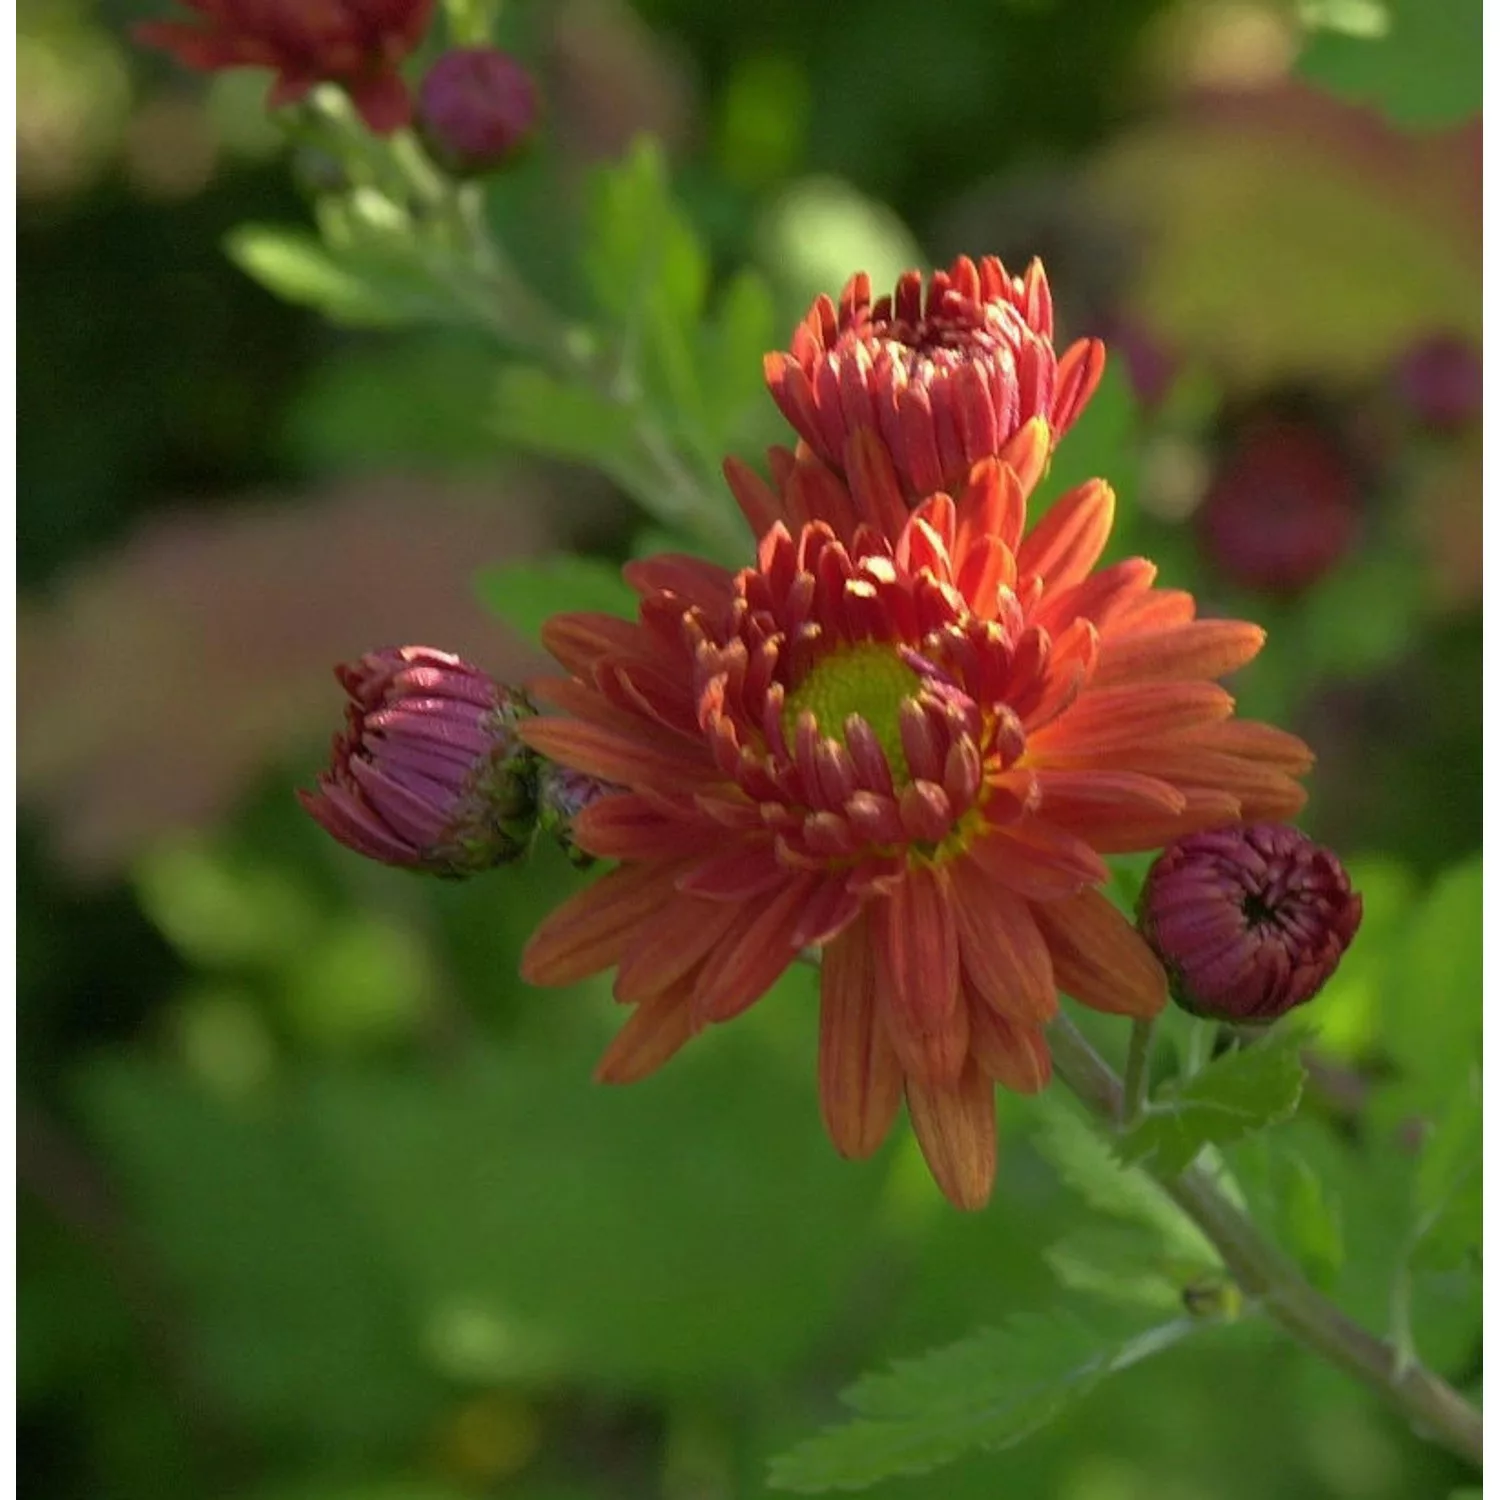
[536,763,615,868]
[1139,824,1363,1024]
[299,647,537,876]
[417,48,539,177]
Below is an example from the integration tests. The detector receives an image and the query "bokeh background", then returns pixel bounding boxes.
[18,1,1481,1497]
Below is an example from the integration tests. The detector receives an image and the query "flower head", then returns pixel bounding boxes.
[1197,413,1362,595]
[300,646,537,874]
[762,255,1105,503]
[520,444,1310,1208]
[417,47,539,176]
[1139,824,1362,1023]
[136,0,437,134]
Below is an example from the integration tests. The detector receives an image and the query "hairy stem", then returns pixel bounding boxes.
[1047,1014,1483,1470]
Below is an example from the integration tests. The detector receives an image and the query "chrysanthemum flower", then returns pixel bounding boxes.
[762,256,1105,502]
[1140,824,1361,1023]
[136,0,437,135]
[520,442,1310,1208]
[299,646,537,875]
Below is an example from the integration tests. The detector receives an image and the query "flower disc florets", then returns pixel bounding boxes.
[764,255,1105,500]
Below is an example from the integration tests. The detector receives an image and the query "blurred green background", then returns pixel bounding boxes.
[18,1,1481,1497]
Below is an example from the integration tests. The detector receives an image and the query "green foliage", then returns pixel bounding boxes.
[1035,364,1142,532]
[1030,1095,1215,1263]
[476,555,638,645]
[225,225,458,328]
[768,1310,1198,1492]
[1372,856,1482,1130]
[1407,1072,1480,1274]
[1297,0,1482,128]
[1116,1031,1308,1177]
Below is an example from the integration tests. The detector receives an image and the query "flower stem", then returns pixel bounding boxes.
[1046,1014,1483,1470]
[1120,1018,1153,1126]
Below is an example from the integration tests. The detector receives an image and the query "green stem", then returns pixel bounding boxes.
[1120,1018,1153,1127]
[1046,1015,1482,1470]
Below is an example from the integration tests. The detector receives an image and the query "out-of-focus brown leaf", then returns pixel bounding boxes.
[20,474,555,879]
[1086,84,1480,386]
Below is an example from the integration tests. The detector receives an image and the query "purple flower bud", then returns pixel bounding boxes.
[417,47,539,177]
[299,646,537,876]
[1138,824,1363,1024]
[1392,333,1482,432]
[536,762,615,868]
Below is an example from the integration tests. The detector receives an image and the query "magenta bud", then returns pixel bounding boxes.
[1392,333,1482,432]
[417,47,539,176]
[536,763,615,868]
[1139,824,1363,1024]
[299,646,537,876]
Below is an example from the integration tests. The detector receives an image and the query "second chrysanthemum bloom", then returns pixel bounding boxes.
[520,423,1311,1208]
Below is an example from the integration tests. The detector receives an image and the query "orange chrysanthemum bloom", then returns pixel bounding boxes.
[520,438,1310,1209]
[763,255,1105,502]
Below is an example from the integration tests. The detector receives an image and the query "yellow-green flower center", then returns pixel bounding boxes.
[783,643,922,775]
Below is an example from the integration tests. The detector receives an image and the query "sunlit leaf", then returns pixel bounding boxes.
[225,225,454,327]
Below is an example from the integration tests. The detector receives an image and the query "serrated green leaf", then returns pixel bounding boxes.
[1117,1031,1307,1177]
[768,1311,1197,1492]
[1029,1095,1215,1264]
[476,556,635,646]
[225,224,450,328]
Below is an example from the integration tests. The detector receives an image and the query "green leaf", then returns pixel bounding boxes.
[697,268,782,454]
[1117,1031,1307,1177]
[1278,1152,1346,1287]
[1373,855,1482,1130]
[755,176,923,330]
[1029,1095,1215,1264]
[475,556,636,646]
[768,1310,1197,1492]
[1045,1224,1215,1313]
[225,224,451,328]
[1297,0,1481,129]
[582,138,708,333]
[1033,363,1141,535]
[1408,1075,1481,1273]
[491,365,642,471]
